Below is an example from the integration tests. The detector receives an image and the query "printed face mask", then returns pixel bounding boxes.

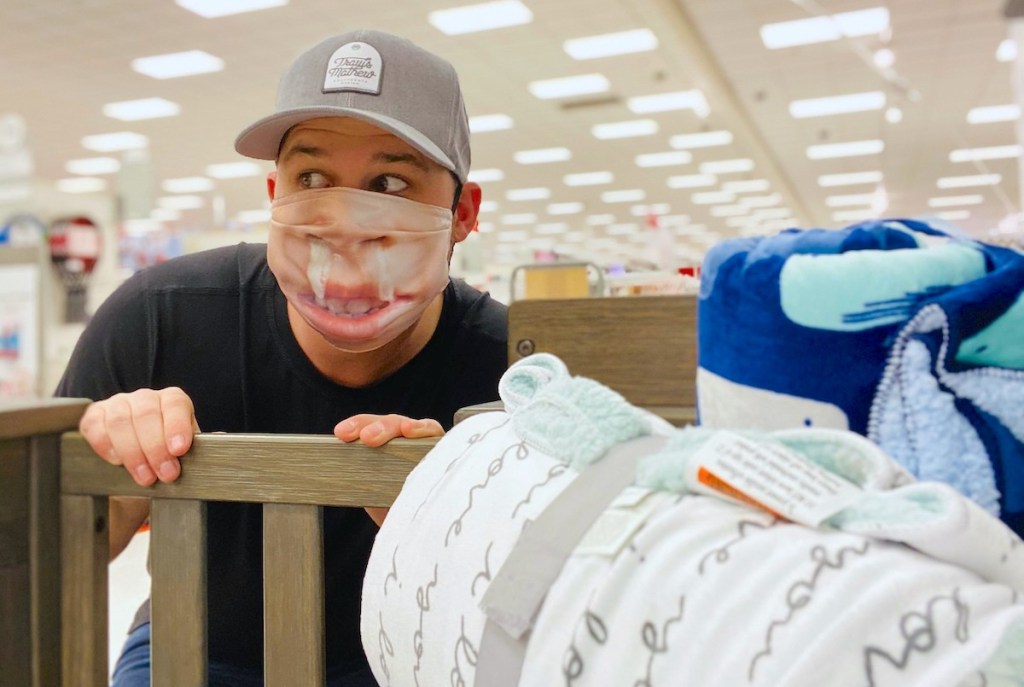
[268,187,453,353]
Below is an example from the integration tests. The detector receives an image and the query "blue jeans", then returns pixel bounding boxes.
[111,623,378,686]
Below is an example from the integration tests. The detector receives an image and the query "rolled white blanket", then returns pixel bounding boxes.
[361,356,1024,686]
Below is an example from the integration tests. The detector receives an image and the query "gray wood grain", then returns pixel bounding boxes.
[61,433,435,505]
[60,494,107,687]
[0,399,89,440]
[508,295,698,407]
[151,498,207,687]
[264,504,325,686]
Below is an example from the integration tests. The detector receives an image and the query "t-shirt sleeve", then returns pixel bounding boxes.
[54,272,154,401]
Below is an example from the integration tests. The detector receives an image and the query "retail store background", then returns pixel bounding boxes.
[2,0,1024,671]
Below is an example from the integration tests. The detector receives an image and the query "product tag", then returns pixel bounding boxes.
[575,487,671,556]
[686,432,862,527]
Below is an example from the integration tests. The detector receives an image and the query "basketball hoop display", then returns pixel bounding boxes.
[48,216,101,322]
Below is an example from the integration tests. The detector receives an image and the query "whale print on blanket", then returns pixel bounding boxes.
[361,354,1024,686]
[696,218,1024,536]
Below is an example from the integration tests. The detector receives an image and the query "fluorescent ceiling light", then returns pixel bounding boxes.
[469,114,514,132]
[666,174,716,189]
[885,107,903,124]
[627,90,709,117]
[659,214,690,226]
[158,195,204,210]
[162,177,214,193]
[498,230,529,242]
[725,216,755,228]
[206,162,262,178]
[831,209,878,222]
[699,158,754,174]
[468,168,505,182]
[723,179,770,193]
[739,193,781,208]
[175,0,287,18]
[565,231,586,242]
[506,187,551,201]
[825,193,876,207]
[789,91,885,118]
[592,119,658,139]
[949,145,1022,162]
[429,0,533,35]
[122,219,163,236]
[710,205,749,217]
[997,39,1017,62]
[81,132,149,152]
[56,177,107,194]
[817,170,883,187]
[935,210,971,221]
[760,7,890,50]
[873,48,895,68]
[103,97,180,121]
[65,157,120,175]
[235,209,272,223]
[631,203,671,217]
[535,222,569,235]
[607,223,638,235]
[586,214,615,225]
[936,174,1001,189]
[528,74,610,99]
[927,195,984,208]
[670,130,733,149]
[501,213,537,225]
[691,191,735,205]
[601,189,645,203]
[806,140,884,159]
[635,151,691,167]
[479,201,499,213]
[564,171,612,185]
[548,202,584,215]
[476,222,496,233]
[563,29,657,60]
[967,104,1021,124]
[514,147,572,164]
[132,50,225,79]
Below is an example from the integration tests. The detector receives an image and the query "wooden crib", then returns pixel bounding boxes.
[0,295,696,687]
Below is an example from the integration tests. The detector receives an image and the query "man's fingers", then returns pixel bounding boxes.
[160,387,197,456]
[96,394,159,486]
[399,417,443,439]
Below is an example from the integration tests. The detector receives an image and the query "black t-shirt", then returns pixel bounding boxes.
[55,242,508,673]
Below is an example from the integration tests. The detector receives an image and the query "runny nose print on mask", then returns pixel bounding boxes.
[268,187,453,352]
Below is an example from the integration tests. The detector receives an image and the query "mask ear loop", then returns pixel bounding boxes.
[450,174,463,214]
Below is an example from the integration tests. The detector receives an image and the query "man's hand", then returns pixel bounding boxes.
[334,414,444,526]
[78,387,200,486]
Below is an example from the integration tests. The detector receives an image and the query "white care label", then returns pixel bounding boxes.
[686,432,863,527]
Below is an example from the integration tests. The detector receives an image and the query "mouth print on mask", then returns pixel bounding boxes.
[268,187,453,353]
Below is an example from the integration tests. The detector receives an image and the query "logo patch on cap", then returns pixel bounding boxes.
[323,42,383,95]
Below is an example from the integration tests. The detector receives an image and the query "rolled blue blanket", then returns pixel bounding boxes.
[697,218,1024,535]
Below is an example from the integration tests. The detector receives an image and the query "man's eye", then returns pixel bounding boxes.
[298,171,329,189]
[369,175,409,194]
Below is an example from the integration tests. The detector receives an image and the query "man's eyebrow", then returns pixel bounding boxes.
[279,143,327,164]
[373,151,431,172]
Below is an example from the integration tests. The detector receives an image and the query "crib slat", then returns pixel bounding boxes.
[28,435,63,687]
[263,504,325,686]
[60,494,108,687]
[151,499,207,687]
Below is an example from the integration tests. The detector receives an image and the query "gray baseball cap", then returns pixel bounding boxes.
[235,30,471,182]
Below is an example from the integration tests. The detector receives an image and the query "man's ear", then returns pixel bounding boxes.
[266,171,277,201]
[451,181,482,244]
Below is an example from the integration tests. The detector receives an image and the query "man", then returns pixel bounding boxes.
[57,29,508,686]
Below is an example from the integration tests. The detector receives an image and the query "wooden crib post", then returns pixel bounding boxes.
[60,493,108,687]
[263,504,325,686]
[150,498,208,687]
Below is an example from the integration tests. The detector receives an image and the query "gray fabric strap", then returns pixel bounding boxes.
[474,434,669,687]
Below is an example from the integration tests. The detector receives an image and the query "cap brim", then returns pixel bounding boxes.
[234,107,458,177]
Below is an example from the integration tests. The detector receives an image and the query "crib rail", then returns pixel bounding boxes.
[1,400,437,687]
